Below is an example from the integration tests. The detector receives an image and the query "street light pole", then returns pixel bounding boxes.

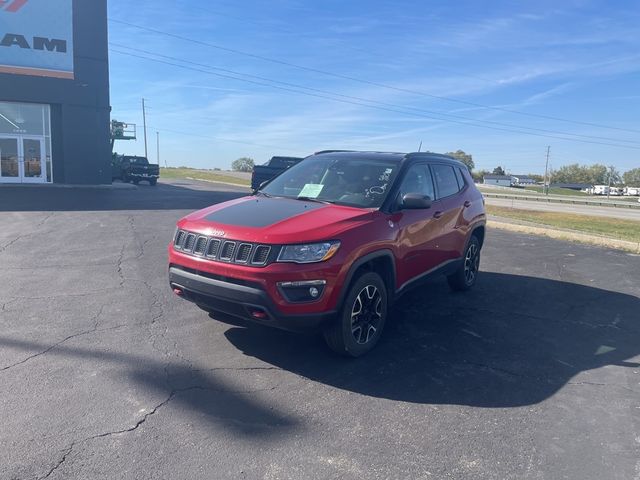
[142,98,148,159]
[543,146,551,195]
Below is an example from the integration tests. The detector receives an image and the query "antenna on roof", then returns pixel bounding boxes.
[417,141,422,152]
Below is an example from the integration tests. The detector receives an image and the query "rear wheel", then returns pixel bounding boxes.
[447,235,481,292]
[323,272,388,357]
[132,179,140,185]
[149,178,157,186]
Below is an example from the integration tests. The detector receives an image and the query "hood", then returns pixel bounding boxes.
[179,196,375,244]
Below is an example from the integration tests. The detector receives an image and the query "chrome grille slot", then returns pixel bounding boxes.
[235,243,252,263]
[193,236,208,255]
[183,233,197,252]
[206,239,221,258]
[174,230,186,249]
[219,241,236,261]
[251,245,271,265]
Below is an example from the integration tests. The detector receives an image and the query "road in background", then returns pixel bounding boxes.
[486,196,640,220]
[1,179,639,479]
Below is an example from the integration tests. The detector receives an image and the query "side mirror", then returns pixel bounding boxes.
[401,193,432,209]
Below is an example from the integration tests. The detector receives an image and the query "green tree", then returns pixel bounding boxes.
[231,157,254,172]
[527,173,544,183]
[492,166,506,176]
[472,169,490,183]
[445,150,474,171]
[551,163,613,184]
[623,168,640,187]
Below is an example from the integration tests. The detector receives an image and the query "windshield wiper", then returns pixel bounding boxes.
[296,196,334,204]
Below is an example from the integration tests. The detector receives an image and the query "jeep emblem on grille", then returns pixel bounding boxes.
[209,229,225,237]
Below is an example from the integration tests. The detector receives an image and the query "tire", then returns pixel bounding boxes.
[132,179,140,185]
[149,178,157,186]
[323,271,388,357]
[447,235,481,292]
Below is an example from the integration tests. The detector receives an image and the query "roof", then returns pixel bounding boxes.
[483,175,512,180]
[511,175,535,179]
[311,150,464,167]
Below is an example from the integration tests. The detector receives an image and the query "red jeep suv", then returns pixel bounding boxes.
[169,151,486,356]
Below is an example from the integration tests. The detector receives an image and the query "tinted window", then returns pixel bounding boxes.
[431,164,460,198]
[398,164,435,200]
[455,167,466,189]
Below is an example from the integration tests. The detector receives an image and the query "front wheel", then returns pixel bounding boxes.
[447,235,481,292]
[323,272,388,357]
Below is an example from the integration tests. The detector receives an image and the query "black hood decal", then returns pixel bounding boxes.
[205,197,324,227]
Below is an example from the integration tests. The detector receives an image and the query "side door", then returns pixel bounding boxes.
[390,163,444,288]
[429,163,468,261]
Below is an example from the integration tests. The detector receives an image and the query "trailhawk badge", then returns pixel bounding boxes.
[209,229,225,237]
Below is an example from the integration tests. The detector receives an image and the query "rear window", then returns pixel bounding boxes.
[431,164,460,198]
[454,167,466,189]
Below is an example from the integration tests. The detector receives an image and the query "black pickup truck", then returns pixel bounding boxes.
[112,155,160,186]
[250,156,303,190]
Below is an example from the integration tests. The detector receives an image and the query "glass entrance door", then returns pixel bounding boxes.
[20,137,46,183]
[0,137,20,183]
[0,136,46,183]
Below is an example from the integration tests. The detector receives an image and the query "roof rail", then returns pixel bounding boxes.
[313,149,357,155]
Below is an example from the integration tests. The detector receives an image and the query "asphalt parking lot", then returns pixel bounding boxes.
[1,179,639,480]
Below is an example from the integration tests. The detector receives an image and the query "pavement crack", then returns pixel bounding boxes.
[568,381,639,394]
[38,443,75,479]
[0,306,106,372]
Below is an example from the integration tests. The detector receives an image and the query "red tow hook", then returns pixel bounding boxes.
[173,287,184,296]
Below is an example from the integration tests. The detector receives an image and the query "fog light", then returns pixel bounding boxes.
[277,280,326,303]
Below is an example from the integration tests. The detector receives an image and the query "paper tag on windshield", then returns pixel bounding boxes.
[299,183,324,198]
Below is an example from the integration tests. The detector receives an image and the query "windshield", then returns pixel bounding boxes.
[261,155,400,208]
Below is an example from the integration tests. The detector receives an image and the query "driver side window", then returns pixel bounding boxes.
[398,164,435,199]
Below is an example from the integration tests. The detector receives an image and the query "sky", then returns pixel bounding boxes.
[108,0,640,174]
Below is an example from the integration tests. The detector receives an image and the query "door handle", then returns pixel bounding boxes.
[433,211,443,219]
[464,201,471,208]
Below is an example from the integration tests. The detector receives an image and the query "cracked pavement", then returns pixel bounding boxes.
[0,179,639,479]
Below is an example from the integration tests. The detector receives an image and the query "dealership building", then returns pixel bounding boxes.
[0,0,111,185]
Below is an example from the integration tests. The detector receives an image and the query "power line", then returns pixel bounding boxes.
[146,124,304,154]
[109,48,640,151]
[108,18,640,134]
[109,42,640,147]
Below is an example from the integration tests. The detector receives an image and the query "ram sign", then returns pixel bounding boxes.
[0,0,74,79]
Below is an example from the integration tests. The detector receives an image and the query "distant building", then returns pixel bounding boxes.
[483,175,512,187]
[511,175,536,186]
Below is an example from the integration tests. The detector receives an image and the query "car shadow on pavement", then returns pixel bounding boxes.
[223,272,640,407]
[0,181,247,212]
[0,338,298,436]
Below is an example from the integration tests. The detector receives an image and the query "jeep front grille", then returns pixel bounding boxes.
[173,229,273,267]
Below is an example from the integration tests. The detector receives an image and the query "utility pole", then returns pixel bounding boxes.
[142,98,148,159]
[543,146,551,195]
[607,165,614,199]
[418,141,422,152]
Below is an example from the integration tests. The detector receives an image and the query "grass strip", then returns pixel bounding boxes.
[160,167,250,186]
[486,205,640,243]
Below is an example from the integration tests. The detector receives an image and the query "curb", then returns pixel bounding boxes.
[185,177,251,189]
[0,182,137,190]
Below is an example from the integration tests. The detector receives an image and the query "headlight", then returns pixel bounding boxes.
[277,241,340,264]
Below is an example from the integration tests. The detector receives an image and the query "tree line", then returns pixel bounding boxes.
[445,150,639,186]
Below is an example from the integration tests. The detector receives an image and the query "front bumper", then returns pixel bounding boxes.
[169,265,336,332]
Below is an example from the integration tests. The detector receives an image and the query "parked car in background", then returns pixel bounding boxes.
[250,156,304,190]
[112,154,160,186]
[169,150,486,356]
